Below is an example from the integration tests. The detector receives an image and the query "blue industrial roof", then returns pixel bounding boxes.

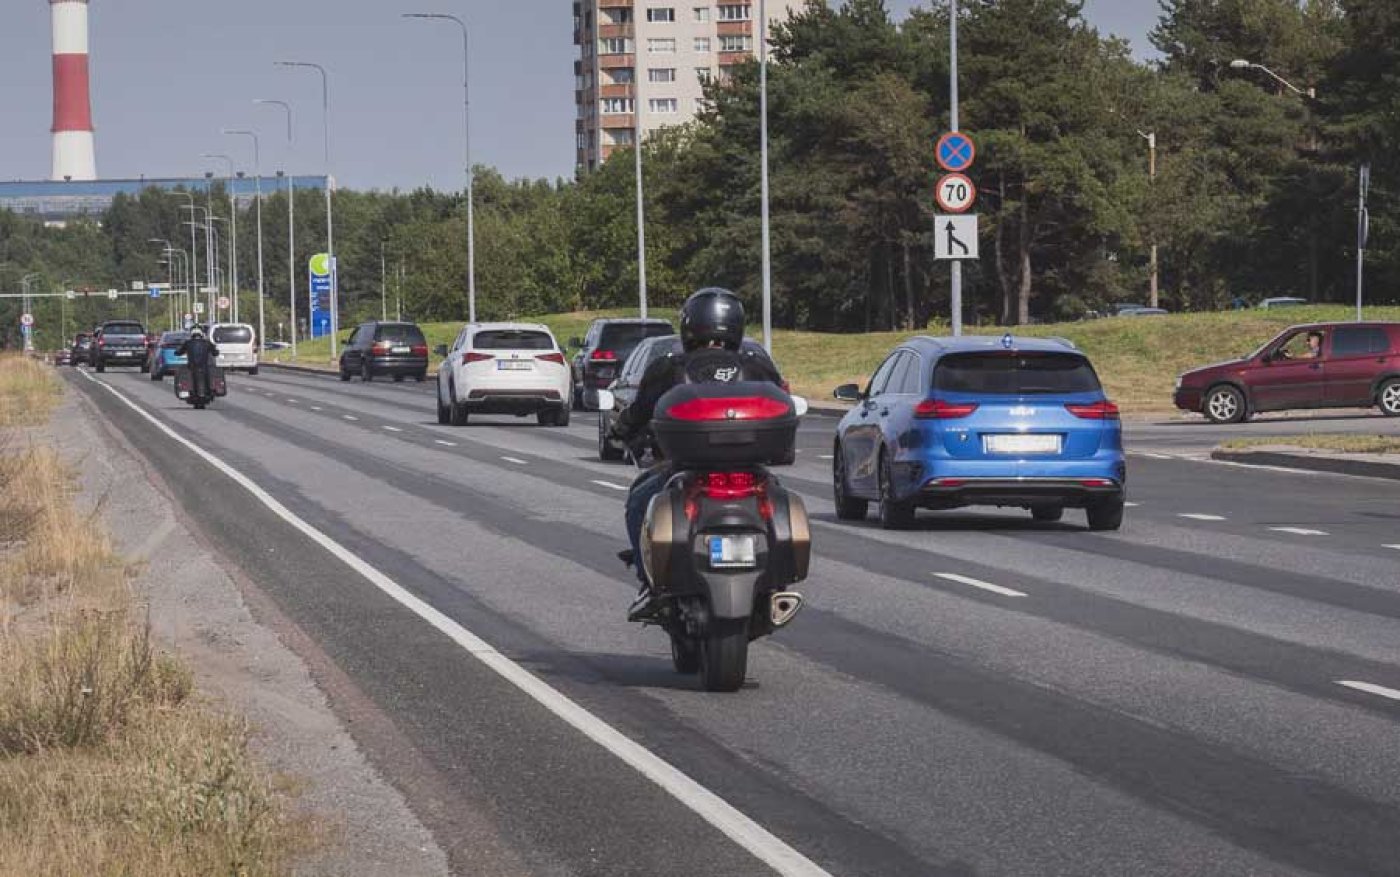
[0,176,329,220]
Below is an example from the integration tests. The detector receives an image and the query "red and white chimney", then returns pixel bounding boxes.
[51,0,96,181]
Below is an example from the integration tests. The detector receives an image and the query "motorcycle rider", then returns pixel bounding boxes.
[176,326,220,400]
[611,288,785,617]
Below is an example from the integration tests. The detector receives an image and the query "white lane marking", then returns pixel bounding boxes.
[1384,545,1400,552]
[1270,527,1329,537]
[502,456,528,465]
[592,480,629,491]
[1125,502,1141,508]
[435,440,457,447]
[1140,452,1174,460]
[818,454,834,460]
[342,415,358,421]
[311,406,323,411]
[286,399,299,404]
[1178,513,1226,521]
[77,369,832,877]
[1337,681,1400,702]
[934,573,1027,598]
[382,425,403,433]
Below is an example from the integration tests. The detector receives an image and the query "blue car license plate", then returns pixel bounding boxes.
[708,535,757,569]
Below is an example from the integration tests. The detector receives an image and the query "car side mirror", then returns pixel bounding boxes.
[833,383,863,403]
[568,337,584,349]
[791,396,810,417]
[433,344,448,357]
[583,389,615,412]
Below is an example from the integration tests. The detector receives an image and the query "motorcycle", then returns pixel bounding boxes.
[173,364,227,410]
[593,381,811,692]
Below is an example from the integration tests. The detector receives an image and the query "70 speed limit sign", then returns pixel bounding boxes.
[935,173,977,213]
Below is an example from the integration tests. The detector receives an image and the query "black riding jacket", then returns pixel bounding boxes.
[614,345,785,446]
[176,337,219,368]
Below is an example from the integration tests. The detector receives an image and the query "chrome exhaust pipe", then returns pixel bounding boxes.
[770,591,804,628]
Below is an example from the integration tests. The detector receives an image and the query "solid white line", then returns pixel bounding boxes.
[343,415,358,421]
[934,573,1027,598]
[502,456,527,465]
[435,440,457,447]
[1178,513,1226,522]
[592,480,629,491]
[1269,527,1328,537]
[1337,681,1400,702]
[382,425,403,433]
[1383,545,1400,552]
[76,369,831,877]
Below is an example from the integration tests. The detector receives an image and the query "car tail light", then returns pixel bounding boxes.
[590,349,618,361]
[914,399,978,419]
[1066,400,1120,420]
[463,351,493,364]
[371,341,394,354]
[1080,478,1115,488]
[97,338,105,347]
[411,344,429,356]
[665,396,791,421]
[930,477,966,487]
[536,352,566,365]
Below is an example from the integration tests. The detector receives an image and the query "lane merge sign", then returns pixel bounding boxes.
[935,173,977,213]
[936,131,976,173]
[934,214,979,261]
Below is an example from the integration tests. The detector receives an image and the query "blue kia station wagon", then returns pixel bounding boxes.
[831,336,1126,530]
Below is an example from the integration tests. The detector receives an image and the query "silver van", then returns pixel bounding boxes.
[209,323,259,374]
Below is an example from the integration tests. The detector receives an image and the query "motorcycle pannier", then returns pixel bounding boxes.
[652,381,798,466]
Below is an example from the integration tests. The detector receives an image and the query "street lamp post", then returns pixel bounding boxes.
[203,153,238,321]
[226,129,267,353]
[634,48,648,320]
[948,0,962,336]
[402,14,476,323]
[172,191,200,314]
[277,61,338,359]
[1228,59,1316,99]
[759,0,772,351]
[380,240,388,321]
[256,98,297,357]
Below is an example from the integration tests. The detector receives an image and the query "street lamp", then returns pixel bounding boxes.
[1228,59,1316,99]
[225,128,267,353]
[202,152,239,321]
[170,191,201,309]
[276,60,338,359]
[256,98,298,358]
[402,13,477,323]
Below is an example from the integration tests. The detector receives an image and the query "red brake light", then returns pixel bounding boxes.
[371,341,393,354]
[1080,478,1115,487]
[1066,400,1120,420]
[702,471,759,499]
[464,351,494,364]
[915,399,978,419]
[536,352,566,365]
[411,344,429,356]
[591,349,618,361]
[666,396,791,421]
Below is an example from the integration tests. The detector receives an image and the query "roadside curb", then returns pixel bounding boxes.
[264,361,337,377]
[1211,447,1400,481]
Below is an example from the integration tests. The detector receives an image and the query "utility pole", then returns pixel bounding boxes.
[948,0,962,336]
[634,47,648,320]
[1357,162,1370,322]
[759,0,773,352]
[380,240,388,321]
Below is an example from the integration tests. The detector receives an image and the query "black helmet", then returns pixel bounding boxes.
[679,287,745,352]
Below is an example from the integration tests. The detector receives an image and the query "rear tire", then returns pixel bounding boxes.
[670,633,701,675]
[1086,497,1125,532]
[249,366,259,376]
[149,367,161,381]
[877,452,915,530]
[1203,385,1246,424]
[339,368,351,382]
[362,362,373,383]
[1379,379,1400,417]
[436,392,450,425]
[415,371,427,383]
[699,618,749,692]
[832,446,869,521]
[599,414,624,461]
[1032,506,1064,523]
[449,386,469,426]
[554,404,571,427]
[95,361,105,373]
[393,374,404,383]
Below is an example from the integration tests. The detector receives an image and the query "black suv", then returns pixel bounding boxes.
[70,332,94,367]
[339,321,429,382]
[91,320,149,372]
[568,318,673,407]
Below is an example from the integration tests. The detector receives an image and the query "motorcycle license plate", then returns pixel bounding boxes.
[708,535,757,569]
[497,360,532,371]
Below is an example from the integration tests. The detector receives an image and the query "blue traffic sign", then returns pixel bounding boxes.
[936,131,976,173]
[149,286,161,299]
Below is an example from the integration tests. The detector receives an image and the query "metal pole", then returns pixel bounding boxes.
[288,173,297,357]
[759,0,772,351]
[175,192,200,313]
[1147,132,1158,309]
[949,0,962,336]
[1357,163,1369,322]
[203,154,238,321]
[276,61,336,359]
[226,130,266,351]
[635,53,648,320]
[380,241,388,321]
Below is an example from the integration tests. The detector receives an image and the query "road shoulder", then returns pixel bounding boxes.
[1211,444,1400,480]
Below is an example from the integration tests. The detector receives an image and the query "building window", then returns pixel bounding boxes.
[649,68,677,83]
[607,67,635,85]
[648,98,679,114]
[696,67,713,84]
[694,6,711,22]
[694,36,711,53]
[577,132,588,151]
[604,7,633,24]
[601,97,635,114]
[599,37,633,55]
[647,38,677,54]
[646,7,676,22]
[609,129,635,146]
[719,34,752,52]
[717,4,751,21]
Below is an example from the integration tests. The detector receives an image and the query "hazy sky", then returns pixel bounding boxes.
[0,1,1161,191]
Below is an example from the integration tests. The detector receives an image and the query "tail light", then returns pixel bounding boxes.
[590,349,617,361]
[686,472,774,520]
[411,344,429,356]
[371,341,394,354]
[536,352,566,365]
[914,399,978,419]
[97,338,105,347]
[666,396,791,421]
[1066,400,1120,420]
[463,351,493,364]
[930,477,966,487]
[1080,478,1115,487]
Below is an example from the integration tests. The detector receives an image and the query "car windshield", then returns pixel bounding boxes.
[373,324,426,345]
[473,329,554,350]
[212,326,253,344]
[934,352,1102,395]
[104,322,145,336]
[599,323,674,357]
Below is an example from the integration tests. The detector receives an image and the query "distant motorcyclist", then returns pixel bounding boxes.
[176,326,219,400]
[611,288,785,615]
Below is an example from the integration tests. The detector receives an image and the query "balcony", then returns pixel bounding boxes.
[599,83,633,99]
[598,23,634,39]
[599,53,636,69]
[598,0,633,7]
[601,112,636,128]
[718,51,751,66]
[717,21,752,36]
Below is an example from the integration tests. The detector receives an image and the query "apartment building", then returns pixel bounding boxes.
[573,0,801,171]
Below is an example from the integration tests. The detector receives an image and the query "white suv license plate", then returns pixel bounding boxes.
[391,346,411,354]
[116,351,134,357]
[497,360,532,371]
[708,535,757,569]
[985,434,1062,455]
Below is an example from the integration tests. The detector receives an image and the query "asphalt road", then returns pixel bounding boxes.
[67,365,1400,877]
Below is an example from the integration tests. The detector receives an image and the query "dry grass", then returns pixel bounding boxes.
[1222,434,1400,455]
[0,356,60,427]
[0,358,310,876]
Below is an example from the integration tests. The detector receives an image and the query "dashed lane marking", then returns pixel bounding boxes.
[934,573,1028,598]
[435,440,457,447]
[286,399,298,403]
[382,425,403,433]
[1140,452,1174,460]
[502,456,528,465]
[1270,527,1329,536]
[1125,502,1141,508]
[1337,681,1400,702]
[343,415,358,421]
[592,480,629,491]
[1179,513,1226,522]
[76,369,832,877]
[311,406,323,411]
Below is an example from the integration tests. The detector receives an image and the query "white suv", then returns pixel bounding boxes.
[209,323,259,374]
[435,323,572,426]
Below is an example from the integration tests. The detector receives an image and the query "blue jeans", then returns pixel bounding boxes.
[625,465,671,585]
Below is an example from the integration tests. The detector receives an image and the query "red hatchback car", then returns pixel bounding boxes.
[1174,322,1400,423]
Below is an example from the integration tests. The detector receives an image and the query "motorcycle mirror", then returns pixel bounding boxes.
[792,395,810,417]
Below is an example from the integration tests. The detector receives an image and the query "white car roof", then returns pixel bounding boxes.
[468,322,554,334]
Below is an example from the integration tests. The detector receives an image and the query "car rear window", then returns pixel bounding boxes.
[599,323,674,356]
[934,352,1102,395]
[160,333,189,346]
[104,322,145,336]
[473,329,555,351]
[212,326,254,344]
[373,324,426,345]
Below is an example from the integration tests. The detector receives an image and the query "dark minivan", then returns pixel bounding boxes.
[339,321,429,382]
[569,318,674,407]
[1174,322,1400,422]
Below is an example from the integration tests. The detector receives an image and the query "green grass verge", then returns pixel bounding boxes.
[1221,434,1400,454]
[264,305,1400,414]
